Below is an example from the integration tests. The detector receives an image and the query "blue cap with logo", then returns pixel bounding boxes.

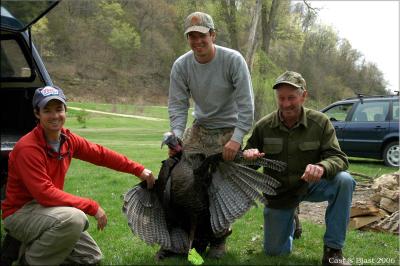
[33,86,67,108]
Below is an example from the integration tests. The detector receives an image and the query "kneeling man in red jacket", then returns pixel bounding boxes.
[1,86,155,265]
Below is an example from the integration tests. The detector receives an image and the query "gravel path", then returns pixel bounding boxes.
[68,107,166,121]
[298,182,373,224]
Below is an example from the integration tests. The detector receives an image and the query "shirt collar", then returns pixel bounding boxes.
[271,107,308,129]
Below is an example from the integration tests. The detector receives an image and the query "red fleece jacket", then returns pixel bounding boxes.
[2,125,145,219]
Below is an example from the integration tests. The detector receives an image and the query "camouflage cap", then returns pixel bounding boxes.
[184,12,214,35]
[273,71,307,90]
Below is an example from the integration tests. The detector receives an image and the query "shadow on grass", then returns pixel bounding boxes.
[348,157,384,165]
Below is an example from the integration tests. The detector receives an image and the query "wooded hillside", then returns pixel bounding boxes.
[31,0,388,119]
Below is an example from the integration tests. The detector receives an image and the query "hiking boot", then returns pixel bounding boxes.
[207,228,232,259]
[155,247,180,261]
[207,242,226,259]
[0,234,22,266]
[322,245,351,266]
[293,207,302,239]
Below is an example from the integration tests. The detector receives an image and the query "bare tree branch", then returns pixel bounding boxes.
[302,0,320,12]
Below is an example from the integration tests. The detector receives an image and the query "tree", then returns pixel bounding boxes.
[32,17,54,58]
[261,0,280,55]
[33,0,388,105]
[219,0,239,50]
[245,0,262,71]
[96,0,141,65]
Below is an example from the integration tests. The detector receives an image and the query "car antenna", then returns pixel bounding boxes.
[356,93,364,104]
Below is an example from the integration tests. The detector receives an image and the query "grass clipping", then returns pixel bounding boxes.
[188,248,204,265]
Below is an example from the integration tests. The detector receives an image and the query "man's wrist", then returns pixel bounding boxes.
[231,128,246,145]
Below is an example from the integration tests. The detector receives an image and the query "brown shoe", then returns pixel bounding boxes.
[207,242,226,259]
[155,247,180,261]
[207,228,232,259]
[322,246,351,266]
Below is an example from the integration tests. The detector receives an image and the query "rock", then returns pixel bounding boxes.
[371,172,399,191]
[371,172,399,213]
[349,215,382,229]
[380,197,399,213]
[350,201,380,217]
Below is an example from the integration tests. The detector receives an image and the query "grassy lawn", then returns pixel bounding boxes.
[2,103,398,265]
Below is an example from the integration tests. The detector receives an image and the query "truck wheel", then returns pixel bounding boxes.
[383,141,399,167]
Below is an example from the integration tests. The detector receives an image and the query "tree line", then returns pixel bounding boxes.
[29,0,388,119]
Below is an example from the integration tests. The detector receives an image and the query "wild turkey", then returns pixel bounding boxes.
[122,133,286,256]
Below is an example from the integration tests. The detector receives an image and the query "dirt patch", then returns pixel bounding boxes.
[298,182,372,225]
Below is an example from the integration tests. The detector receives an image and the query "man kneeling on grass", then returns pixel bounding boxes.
[1,86,155,265]
[243,71,356,266]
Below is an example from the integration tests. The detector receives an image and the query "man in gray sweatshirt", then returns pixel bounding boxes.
[167,11,254,259]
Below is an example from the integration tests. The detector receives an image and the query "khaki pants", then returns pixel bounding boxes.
[3,201,102,265]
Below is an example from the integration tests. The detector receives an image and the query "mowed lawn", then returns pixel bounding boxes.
[2,103,398,265]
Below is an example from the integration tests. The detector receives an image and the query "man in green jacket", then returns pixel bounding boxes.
[243,71,355,266]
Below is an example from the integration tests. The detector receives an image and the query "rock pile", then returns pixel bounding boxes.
[349,171,399,234]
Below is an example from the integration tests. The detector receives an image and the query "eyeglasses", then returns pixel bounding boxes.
[45,133,71,160]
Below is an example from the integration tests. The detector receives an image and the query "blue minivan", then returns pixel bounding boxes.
[321,94,399,167]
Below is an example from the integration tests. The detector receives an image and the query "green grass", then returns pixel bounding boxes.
[2,102,399,265]
[347,157,396,177]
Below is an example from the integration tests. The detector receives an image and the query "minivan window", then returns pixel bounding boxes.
[1,38,31,79]
[351,101,389,122]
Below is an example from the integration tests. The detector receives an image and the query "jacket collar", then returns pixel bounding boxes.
[33,124,70,153]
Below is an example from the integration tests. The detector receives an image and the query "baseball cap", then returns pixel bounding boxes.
[33,86,67,108]
[273,71,307,90]
[184,12,215,35]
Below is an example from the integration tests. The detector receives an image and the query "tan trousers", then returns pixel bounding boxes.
[3,201,102,265]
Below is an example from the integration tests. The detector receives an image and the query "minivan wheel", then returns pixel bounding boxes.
[383,141,399,167]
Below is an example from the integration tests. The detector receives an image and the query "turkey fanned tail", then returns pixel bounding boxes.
[122,185,171,249]
[208,159,282,235]
[235,151,287,172]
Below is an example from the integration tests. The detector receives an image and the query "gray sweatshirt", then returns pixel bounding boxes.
[168,45,254,144]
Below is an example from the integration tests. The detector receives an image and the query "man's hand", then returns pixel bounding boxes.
[95,206,107,231]
[301,164,324,183]
[223,140,241,161]
[243,148,265,160]
[139,168,155,189]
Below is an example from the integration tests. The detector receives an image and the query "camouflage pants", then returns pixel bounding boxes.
[181,124,234,247]
[182,124,234,156]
